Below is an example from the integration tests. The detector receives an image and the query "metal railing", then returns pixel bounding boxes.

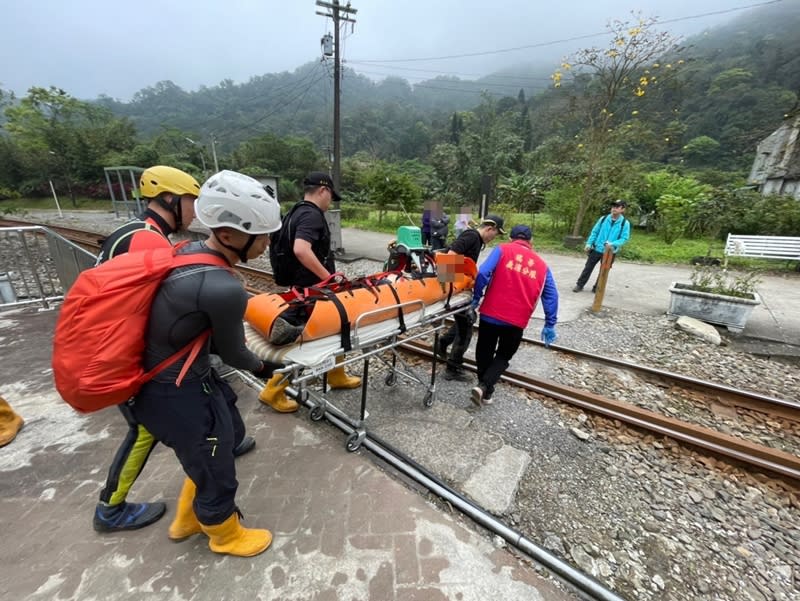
[0,226,96,309]
[104,166,146,218]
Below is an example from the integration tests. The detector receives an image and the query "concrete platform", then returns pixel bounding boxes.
[0,308,577,601]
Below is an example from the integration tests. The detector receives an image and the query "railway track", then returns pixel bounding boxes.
[6,218,799,485]
[0,218,106,252]
[401,340,800,484]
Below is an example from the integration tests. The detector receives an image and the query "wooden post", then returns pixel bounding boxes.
[591,247,615,313]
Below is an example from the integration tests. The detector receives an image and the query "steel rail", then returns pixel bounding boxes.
[402,340,800,484]
[0,219,106,249]
[432,312,799,420]
[520,336,800,421]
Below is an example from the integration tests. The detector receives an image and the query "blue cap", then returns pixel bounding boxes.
[510,224,532,240]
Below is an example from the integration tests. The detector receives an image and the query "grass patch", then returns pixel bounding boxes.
[344,209,796,269]
[0,197,115,213]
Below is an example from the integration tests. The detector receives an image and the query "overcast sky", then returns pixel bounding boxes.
[0,0,774,101]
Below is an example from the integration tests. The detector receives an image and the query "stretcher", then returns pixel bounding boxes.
[244,227,477,450]
[245,288,473,451]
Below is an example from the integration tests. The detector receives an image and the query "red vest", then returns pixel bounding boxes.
[480,240,548,328]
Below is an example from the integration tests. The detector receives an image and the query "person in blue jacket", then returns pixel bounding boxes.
[573,200,631,293]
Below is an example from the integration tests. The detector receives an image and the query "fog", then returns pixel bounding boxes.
[0,0,769,101]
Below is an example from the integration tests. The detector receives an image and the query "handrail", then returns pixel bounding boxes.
[0,226,95,309]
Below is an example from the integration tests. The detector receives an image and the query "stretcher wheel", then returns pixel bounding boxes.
[345,432,362,452]
[384,373,396,386]
[423,391,434,407]
[310,404,325,421]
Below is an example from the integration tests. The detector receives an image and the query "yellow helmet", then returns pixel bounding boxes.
[139,165,200,199]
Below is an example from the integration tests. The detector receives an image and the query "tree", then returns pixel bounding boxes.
[4,86,136,202]
[496,172,544,215]
[682,135,720,166]
[232,133,320,185]
[356,161,422,224]
[552,15,679,238]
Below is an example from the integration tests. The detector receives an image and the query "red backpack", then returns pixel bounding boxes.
[52,245,230,413]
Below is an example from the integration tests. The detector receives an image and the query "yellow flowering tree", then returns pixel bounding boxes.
[552,15,678,239]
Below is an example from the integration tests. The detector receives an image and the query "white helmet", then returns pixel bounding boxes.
[195,170,281,234]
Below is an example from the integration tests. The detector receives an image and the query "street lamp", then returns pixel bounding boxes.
[210,136,219,172]
[47,151,64,218]
[184,137,207,176]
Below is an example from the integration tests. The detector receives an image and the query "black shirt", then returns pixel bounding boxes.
[290,201,335,288]
[448,228,483,263]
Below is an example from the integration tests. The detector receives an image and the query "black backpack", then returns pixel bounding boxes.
[269,202,304,286]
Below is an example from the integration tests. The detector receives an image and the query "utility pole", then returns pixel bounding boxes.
[316,0,356,253]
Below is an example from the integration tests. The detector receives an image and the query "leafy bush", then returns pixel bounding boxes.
[640,171,711,214]
[543,181,582,233]
[340,205,371,221]
[695,190,800,239]
[689,264,761,298]
[0,187,21,200]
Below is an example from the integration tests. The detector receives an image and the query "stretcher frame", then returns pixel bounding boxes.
[246,291,472,451]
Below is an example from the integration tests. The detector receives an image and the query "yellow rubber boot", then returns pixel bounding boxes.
[200,512,272,557]
[0,396,23,447]
[327,365,361,390]
[258,374,298,413]
[168,478,202,541]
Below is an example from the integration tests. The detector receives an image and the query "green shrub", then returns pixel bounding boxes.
[701,190,800,239]
[655,193,695,244]
[689,265,761,298]
[0,187,21,200]
[340,205,371,221]
[543,182,582,233]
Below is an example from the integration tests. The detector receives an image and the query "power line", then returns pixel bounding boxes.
[351,0,783,64]
[345,60,553,82]
[351,68,548,91]
[215,70,330,142]
[186,62,327,134]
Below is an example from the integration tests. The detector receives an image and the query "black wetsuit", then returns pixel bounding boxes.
[130,241,262,525]
[95,212,173,507]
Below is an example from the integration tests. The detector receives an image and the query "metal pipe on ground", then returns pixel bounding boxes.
[238,371,628,601]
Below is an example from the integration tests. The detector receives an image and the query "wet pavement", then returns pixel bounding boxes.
[0,307,577,601]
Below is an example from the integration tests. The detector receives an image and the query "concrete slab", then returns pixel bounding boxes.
[463,445,532,514]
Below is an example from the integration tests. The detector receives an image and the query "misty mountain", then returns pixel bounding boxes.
[95,1,799,166]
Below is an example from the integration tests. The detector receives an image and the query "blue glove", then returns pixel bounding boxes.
[541,326,557,348]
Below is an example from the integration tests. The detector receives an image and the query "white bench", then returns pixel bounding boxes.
[724,234,800,268]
